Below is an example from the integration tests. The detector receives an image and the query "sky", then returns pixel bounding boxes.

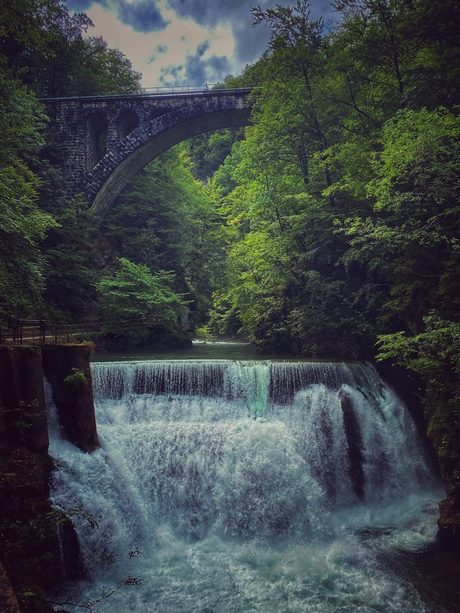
[65,0,336,89]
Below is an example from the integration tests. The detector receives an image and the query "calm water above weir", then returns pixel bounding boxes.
[48,344,460,612]
[91,340,262,362]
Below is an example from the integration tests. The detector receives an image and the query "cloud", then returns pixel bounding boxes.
[167,0,224,28]
[159,40,231,86]
[67,1,335,64]
[167,0,264,62]
[67,0,169,32]
[196,40,210,57]
[147,44,168,63]
[66,0,104,11]
[67,0,338,87]
[166,0,336,65]
[118,0,169,32]
[167,0,334,27]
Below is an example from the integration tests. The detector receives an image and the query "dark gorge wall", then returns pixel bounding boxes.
[377,361,460,547]
[0,344,98,613]
[0,346,49,453]
[0,345,61,612]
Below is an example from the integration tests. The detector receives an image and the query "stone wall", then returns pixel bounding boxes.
[41,344,99,453]
[377,362,460,547]
[0,344,98,612]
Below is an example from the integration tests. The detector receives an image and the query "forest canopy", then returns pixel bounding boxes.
[0,0,459,381]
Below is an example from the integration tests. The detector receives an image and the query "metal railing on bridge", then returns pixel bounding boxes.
[0,316,161,345]
[38,84,257,102]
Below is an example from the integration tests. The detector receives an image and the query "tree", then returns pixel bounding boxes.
[41,35,141,97]
[0,0,141,322]
[95,258,188,324]
[0,71,57,317]
[341,107,460,332]
[98,146,232,331]
[251,1,337,198]
[41,198,99,321]
[332,0,460,111]
[186,128,244,182]
[0,0,141,97]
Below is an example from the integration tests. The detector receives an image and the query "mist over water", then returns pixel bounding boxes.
[48,355,447,612]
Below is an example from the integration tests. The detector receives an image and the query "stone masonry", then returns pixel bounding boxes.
[42,89,253,211]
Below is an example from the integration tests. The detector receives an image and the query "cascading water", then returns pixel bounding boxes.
[48,359,444,612]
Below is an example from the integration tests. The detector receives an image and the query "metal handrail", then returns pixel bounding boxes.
[0,316,162,345]
[38,85,256,103]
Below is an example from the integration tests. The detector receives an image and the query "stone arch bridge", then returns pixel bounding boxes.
[42,88,253,212]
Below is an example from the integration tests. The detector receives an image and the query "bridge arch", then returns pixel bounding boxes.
[88,103,251,212]
[44,89,253,213]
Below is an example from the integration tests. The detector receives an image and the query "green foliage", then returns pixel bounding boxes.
[42,35,141,97]
[0,0,141,97]
[195,325,214,341]
[98,148,232,331]
[201,0,460,370]
[376,315,460,378]
[0,70,58,317]
[0,0,139,321]
[41,197,98,321]
[63,368,88,388]
[341,107,460,330]
[95,257,188,323]
[377,314,460,456]
[187,129,245,182]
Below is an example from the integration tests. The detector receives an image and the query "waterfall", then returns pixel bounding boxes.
[48,359,442,612]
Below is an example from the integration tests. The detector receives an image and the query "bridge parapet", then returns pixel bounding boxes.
[42,88,254,211]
